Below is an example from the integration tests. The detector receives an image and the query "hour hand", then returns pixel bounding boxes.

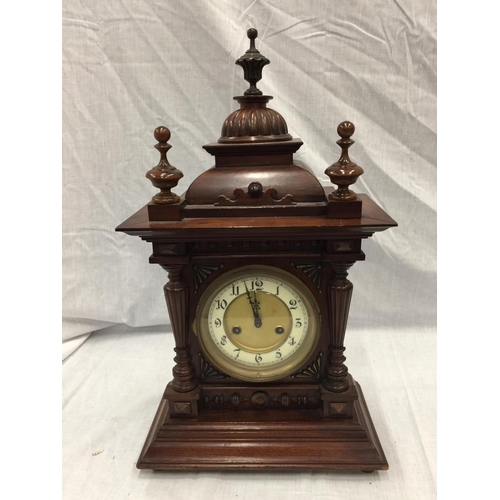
[244,282,262,328]
[252,290,262,328]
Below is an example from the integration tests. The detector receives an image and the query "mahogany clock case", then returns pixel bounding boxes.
[116,28,397,471]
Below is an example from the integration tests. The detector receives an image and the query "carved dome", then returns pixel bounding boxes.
[219,96,292,143]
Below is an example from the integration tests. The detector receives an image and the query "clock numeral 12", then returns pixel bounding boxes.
[250,280,263,291]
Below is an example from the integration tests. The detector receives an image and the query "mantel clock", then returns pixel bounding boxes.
[116,28,397,471]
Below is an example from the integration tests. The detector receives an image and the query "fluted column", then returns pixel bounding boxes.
[323,262,355,393]
[161,264,198,392]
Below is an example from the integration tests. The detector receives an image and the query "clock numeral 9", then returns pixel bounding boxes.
[255,353,262,364]
[214,318,221,328]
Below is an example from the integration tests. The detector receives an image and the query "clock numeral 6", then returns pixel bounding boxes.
[255,353,262,364]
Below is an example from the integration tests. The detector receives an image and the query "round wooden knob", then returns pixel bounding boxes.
[154,126,171,143]
[337,121,355,139]
[247,28,258,40]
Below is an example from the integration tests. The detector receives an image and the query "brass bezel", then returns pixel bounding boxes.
[195,265,320,382]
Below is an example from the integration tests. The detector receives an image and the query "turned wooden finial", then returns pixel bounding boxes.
[325,121,364,201]
[236,28,270,96]
[146,126,183,204]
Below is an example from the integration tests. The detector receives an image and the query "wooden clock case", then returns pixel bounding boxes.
[116,29,397,471]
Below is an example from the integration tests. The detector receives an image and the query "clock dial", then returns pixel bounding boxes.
[195,265,320,382]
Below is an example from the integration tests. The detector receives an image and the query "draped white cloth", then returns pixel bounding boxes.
[63,1,436,498]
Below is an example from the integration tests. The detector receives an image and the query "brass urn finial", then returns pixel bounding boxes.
[236,28,270,96]
[146,126,183,204]
[325,121,364,201]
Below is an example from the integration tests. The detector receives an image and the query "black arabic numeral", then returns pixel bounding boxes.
[216,299,227,310]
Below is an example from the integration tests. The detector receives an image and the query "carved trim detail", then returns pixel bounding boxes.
[323,262,355,393]
[294,263,322,292]
[203,392,319,408]
[215,188,295,206]
[193,264,222,293]
[161,265,197,392]
[199,353,229,379]
[292,352,323,379]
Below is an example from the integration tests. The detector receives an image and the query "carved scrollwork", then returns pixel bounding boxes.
[215,188,295,206]
[199,353,229,379]
[292,352,323,379]
[294,263,322,292]
[193,264,222,292]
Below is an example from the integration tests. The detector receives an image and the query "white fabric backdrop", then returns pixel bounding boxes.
[62,0,436,358]
[63,2,435,498]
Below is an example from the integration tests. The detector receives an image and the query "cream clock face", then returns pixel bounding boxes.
[195,265,320,382]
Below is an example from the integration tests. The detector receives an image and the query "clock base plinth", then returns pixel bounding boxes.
[137,378,388,472]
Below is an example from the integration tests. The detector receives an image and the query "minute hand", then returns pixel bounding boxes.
[244,282,262,328]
